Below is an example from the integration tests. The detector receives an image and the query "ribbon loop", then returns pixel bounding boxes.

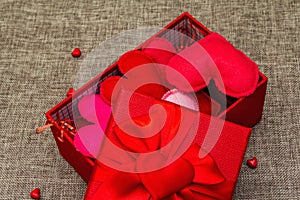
[139,157,194,199]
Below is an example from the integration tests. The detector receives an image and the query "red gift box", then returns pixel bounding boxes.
[84,90,252,199]
[45,12,267,183]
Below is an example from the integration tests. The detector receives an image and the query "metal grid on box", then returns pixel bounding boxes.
[51,68,122,122]
[159,16,205,51]
[50,16,205,124]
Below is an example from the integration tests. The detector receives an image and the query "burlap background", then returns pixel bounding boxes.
[0,0,299,199]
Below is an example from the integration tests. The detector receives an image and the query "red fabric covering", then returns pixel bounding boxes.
[84,91,251,200]
[166,33,259,98]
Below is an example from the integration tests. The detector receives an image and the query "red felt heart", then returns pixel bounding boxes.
[30,188,40,199]
[143,37,177,65]
[247,157,258,168]
[166,33,259,98]
[117,50,167,98]
[71,48,81,57]
[100,76,167,105]
[66,87,74,97]
[100,76,121,104]
[117,50,155,74]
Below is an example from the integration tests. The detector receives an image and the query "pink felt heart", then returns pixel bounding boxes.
[76,94,111,158]
[74,133,93,157]
[78,94,111,125]
[166,33,259,98]
[74,125,105,158]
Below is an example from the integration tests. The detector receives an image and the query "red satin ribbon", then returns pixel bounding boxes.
[84,100,233,200]
[85,145,234,200]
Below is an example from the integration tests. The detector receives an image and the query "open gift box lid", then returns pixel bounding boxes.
[84,90,252,200]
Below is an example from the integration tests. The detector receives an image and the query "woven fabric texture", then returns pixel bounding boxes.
[0,0,299,199]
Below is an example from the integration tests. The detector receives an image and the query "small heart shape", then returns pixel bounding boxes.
[30,188,40,199]
[247,157,258,168]
[71,48,81,57]
[66,87,74,97]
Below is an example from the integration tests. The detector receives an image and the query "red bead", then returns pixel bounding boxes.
[247,157,258,168]
[66,88,74,97]
[71,48,81,57]
[30,188,40,199]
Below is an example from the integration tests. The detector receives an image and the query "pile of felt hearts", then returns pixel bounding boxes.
[74,32,259,158]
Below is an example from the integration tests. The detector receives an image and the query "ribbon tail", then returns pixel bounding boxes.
[189,181,235,200]
[180,144,233,199]
[175,187,198,200]
[184,144,225,185]
[85,172,150,200]
[159,187,198,200]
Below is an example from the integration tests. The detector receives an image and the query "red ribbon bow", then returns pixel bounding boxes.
[85,100,233,200]
[86,146,233,200]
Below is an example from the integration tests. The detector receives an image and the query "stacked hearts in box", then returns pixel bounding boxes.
[41,13,267,200]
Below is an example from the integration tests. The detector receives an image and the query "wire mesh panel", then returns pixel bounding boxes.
[159,16,205,51]
[51,68,122,122]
